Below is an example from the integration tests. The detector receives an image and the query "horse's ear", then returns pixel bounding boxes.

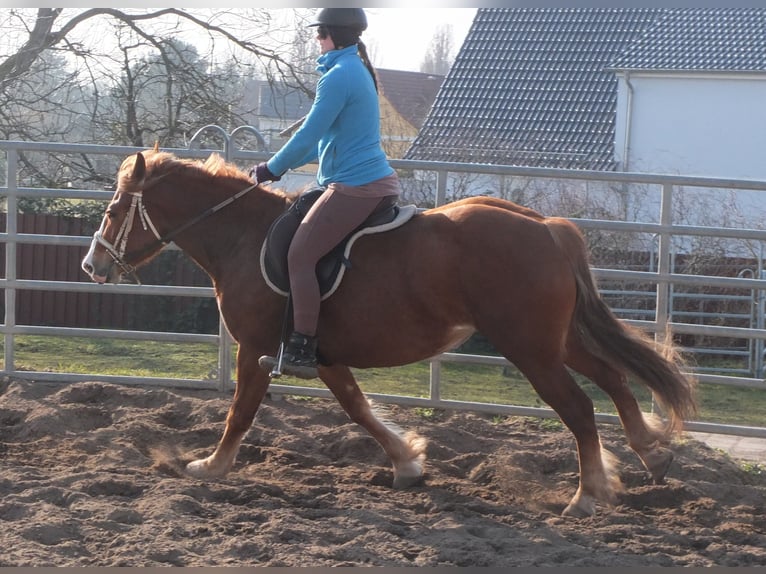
[153,141,160,152]
[132,152,147,182]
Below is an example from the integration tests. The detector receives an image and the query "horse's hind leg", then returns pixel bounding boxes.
[319,364,427,488]
[513,358,621,517]
[565,339,674,484]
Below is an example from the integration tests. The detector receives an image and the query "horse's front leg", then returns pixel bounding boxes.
[186,346,269,478]
[319,364,427,488]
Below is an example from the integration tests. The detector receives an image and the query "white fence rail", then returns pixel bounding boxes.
[2,136,766,439]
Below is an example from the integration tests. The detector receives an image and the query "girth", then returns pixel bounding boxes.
[259,186,417,300]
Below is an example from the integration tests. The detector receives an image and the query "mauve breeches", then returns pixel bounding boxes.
[287,175,400,336]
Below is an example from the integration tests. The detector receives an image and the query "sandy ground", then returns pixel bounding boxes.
[0,377,764,567]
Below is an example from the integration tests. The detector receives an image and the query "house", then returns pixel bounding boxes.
[244,79,313,152]
[376,68,444,158]
[406,8,766,180]
[608,8,766,180]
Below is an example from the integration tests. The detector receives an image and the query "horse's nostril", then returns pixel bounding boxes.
[83,262,93,274]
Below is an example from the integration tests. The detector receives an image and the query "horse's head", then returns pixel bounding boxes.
[81,150,168,284]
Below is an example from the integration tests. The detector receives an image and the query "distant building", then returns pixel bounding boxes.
[376,69,444,158]
[404,8,766,228]
[406,8,766,180]
[244,79,313,152]
[608,8,766,180]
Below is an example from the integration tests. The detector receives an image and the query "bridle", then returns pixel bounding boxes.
[93,173,260,284]
[92,190,164,284]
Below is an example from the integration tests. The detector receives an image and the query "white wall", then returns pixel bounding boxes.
[615,73,766,180]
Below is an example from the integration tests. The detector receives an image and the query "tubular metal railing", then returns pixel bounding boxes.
[2,135,766,439]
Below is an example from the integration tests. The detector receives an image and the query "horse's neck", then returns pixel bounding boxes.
[169,185,285,281]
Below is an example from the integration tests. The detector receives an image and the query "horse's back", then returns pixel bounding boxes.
[342,196,571,289]
[329,196,575,318]
[428,196,546,222]
[420,197,566,262]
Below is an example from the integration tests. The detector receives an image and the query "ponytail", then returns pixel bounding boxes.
[357,40,379,94]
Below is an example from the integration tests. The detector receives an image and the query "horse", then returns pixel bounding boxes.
[81,148,697,517]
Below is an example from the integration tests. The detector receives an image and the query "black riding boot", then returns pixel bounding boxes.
[260,331,318,379]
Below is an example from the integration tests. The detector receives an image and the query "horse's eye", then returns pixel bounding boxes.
[106,209,116,220]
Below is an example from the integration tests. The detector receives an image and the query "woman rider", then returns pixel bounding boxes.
[254,8,401,379]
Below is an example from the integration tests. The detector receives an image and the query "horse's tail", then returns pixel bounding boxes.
[545,216,697,434]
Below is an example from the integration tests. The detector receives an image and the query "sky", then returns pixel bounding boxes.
[24,7,478,75]
[0,7,479,78]
[361,8,478,72]
[0,6,479,77]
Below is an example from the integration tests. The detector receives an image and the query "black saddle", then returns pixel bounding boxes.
[260,187,403,299]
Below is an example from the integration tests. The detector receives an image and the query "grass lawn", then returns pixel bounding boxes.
[3,335,764,427]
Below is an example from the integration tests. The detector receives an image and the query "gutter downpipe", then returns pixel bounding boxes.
[622,70,635,172]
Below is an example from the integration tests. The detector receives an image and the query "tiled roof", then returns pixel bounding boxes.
[376,69,444,129]
[610,8,766,71]
[405,8,765,170]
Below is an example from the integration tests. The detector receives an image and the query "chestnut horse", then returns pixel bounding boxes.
[81,149,697,517]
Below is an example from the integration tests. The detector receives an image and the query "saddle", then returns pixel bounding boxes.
[260,187,418,300]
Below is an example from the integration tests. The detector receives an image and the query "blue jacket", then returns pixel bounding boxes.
[266,45,394,187]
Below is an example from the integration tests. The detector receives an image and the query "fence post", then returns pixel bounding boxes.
[3,150,18,374]
[758,259,766,379]
[435,169,447,208]
[653,182,673,415]
[428,169,450,404]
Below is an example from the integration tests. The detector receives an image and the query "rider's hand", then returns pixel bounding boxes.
[249,162,280,183]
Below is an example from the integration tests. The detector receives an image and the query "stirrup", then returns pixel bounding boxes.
[258,354,318,380]
[259,332,318,380]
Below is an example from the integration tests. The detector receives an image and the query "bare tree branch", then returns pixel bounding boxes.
[0,8,296,94]
[0,9,62,91]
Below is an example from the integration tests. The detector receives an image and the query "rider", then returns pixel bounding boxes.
[254,8,402,379]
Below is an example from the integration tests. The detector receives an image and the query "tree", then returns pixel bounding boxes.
[0,50,90,143]
[0,8,308,200]
[0,9,296,92]
[420,24,454,76]
[287,13,321,87]
[0,9,309,142]
[100,37,238,148]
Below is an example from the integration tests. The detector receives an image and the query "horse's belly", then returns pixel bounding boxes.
[435,324,475,354]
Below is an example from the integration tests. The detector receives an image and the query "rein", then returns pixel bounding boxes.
[94,172,260,284]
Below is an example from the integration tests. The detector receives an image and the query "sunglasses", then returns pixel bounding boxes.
[316,25,329,39]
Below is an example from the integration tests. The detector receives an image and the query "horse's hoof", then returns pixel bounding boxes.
[562,492,596,518]
[639,443,674,484]
[185,459,207,478]
[562,503,594,518]
[185,458,224,479]
[642,446,674,484]
[393,473,424,489]
[392,460,424,489]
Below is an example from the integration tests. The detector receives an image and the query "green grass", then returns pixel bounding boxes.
[3,335,765,427]
[9,335,221,380]
[739,461,764,476]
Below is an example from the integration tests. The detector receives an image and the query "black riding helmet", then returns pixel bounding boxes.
[308,8,368,31]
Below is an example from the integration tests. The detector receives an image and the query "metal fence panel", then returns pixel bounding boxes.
[2,137,765,439]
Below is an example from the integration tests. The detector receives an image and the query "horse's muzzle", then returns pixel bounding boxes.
[81,234,118,284]
[81,259,111,284]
